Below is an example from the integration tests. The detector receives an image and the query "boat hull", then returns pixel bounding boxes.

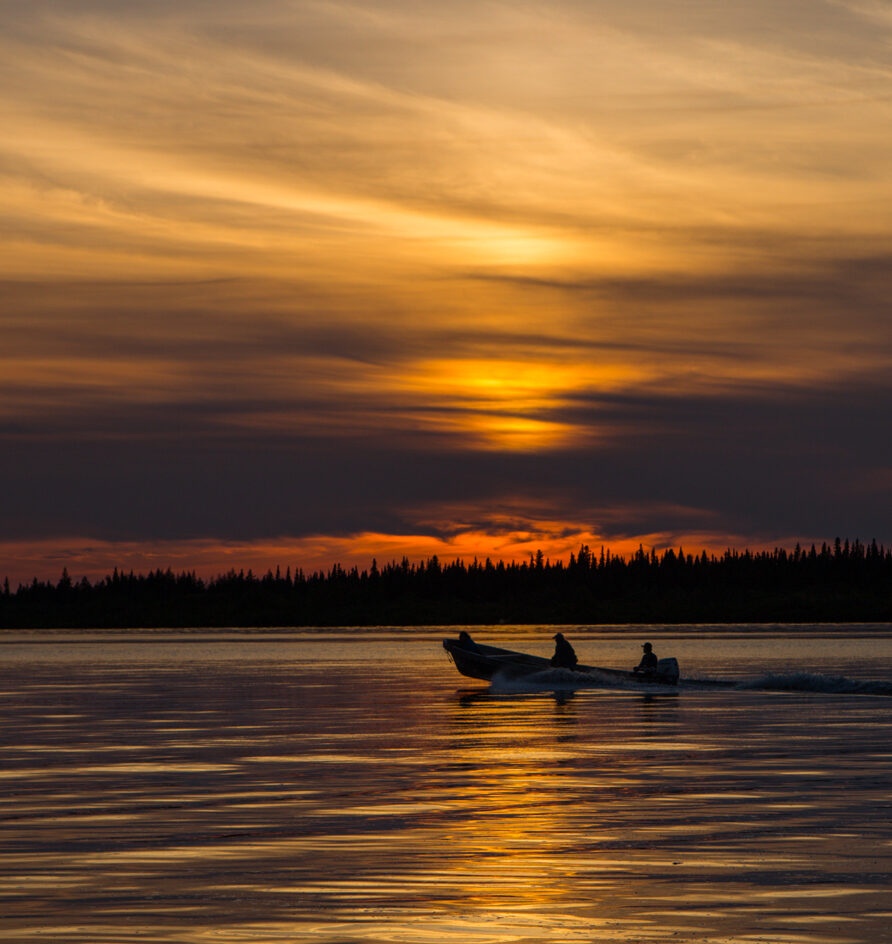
[443,638,679,686]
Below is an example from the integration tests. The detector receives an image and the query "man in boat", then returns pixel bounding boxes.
[551,632,578,669]
[458,630,480,650]
[634,642,658,676]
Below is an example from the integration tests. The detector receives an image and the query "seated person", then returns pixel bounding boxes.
[634,642,658,674]
[550,632,578,669]
[458,630,479,650]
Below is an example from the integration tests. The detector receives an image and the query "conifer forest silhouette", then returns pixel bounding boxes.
[2,539,891,628]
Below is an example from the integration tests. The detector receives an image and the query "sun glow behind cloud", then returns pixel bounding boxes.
[390,358,650,449]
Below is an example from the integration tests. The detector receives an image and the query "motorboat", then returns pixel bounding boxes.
[443,635,680,686]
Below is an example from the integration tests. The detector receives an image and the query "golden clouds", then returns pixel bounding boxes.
[4,0,890,332]
[5,2,888,285]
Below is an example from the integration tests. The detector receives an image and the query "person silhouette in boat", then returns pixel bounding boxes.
[634,642,658,676]
[551,632,578,669]
[458,630,480,650]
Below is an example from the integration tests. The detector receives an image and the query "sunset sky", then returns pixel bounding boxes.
[2,0,891,585]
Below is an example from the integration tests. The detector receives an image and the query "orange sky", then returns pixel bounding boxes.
[2,1,891,586]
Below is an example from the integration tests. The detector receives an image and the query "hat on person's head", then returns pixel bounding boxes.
[642,642,652,650]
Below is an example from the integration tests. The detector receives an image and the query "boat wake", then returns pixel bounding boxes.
[489,666,677,693]
[735,672,892,696]
[490,668,892,697]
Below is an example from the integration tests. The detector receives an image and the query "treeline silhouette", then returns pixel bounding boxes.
[2,538,891,628]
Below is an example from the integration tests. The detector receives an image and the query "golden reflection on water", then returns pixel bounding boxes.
[0,634,890,944]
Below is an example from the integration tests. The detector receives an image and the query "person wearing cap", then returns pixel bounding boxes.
[634,642,658,675]
[550,632,578,669]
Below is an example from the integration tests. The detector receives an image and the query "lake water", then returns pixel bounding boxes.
[1,626,891,944]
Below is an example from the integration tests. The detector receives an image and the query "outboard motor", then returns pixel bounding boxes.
[657,657,680,684]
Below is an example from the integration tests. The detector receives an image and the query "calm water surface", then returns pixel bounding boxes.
[1,627,891,944]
